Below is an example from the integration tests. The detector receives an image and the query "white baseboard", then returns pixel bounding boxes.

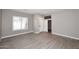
[34,32,40,34]
[53,33,79,40]
[1,31,33,39]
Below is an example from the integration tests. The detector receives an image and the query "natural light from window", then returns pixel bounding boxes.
[13,16,28,31]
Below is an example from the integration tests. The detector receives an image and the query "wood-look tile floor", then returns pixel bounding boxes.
[0,32,79,49]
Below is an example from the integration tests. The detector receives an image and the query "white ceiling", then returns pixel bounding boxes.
[12,9,65,15]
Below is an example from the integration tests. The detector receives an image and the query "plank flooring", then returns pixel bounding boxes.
[0,32,79,49]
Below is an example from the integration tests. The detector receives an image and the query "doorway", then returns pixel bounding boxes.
[48,20,52,33]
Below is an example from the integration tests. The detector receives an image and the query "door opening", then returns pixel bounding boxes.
[48,20,52,33]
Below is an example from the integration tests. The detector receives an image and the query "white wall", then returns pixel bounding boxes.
[52,10,79,39]
[43,20,48,32]
[2,10,33,37]
[0,9,2,38]
[33,15,43,33]
[33,15,48,33]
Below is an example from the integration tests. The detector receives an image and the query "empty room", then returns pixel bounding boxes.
[0,9,79,49]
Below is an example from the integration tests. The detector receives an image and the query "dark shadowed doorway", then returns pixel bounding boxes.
[48,20,52,33]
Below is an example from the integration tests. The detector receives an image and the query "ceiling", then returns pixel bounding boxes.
[11,9,65,15]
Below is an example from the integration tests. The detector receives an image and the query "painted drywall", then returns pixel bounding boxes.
[33,15,43,33]
[33,15,48,33]
[2,10,33,37]
[0,9,2,38]
[52,10,79,38]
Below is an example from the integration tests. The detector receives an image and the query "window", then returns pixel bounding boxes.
[13,16,28,31]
